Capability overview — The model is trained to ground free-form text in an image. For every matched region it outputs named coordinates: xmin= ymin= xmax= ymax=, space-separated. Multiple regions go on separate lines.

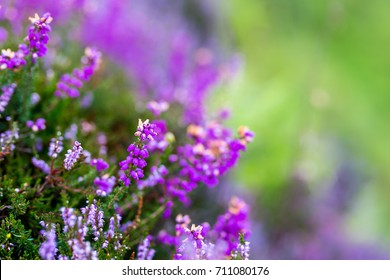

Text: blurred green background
xmin=212 ymin=0 xmax=390 ymax=246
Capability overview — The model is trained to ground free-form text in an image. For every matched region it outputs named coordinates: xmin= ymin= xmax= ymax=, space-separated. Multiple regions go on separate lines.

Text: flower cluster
xmin=0 ymin=46 xmax=28 ymax=70
xmin=0 ymin=84 xmax=16 ymax=113
xmin=119 ymin=119 xmax=157 ymax=186
xmin=55 ymin=47 xmax=102 ymax=98
xmin=26 ymin=118 xmax=46 ymax=132
xmin=48 ymin=133 xmax=63 ymax=158
xmin=27 ymin=13 xmax=53 ymax=62
xmin=0 ymin=124 xmax=19 ymax=158
xmin=137 ymin=236 xmax=155 ymax=260
xmin=91 ymin=158 xmax=109 ymax=172
xmin=137 ymin=165 xmax=168 ymax=190
xmin=160 ymin=122 xmax=254 ymax=216
xmin=1 ymin=7 xmax=255 ymax=261
xmin=39 ymin=222 xmax=57 ymax=260
xmin=81 ymin=201 xmax=104 ymax=241
xmin=51 ymin=202 xmax=124 ymax=260
xmin=63 ymin=141 xmax=83 ymax=170
xmin=213 ymin=197 xmax=251 ymax=255
xmin=174 ymin=220 xmax=208 ymax=260
xmin=0 ymin=13 xmax=52 ymax=70
xmin=94 ymin=175 xmax=116 ymax=196
xmin=159 ymin=197 xmax=251 ymax=260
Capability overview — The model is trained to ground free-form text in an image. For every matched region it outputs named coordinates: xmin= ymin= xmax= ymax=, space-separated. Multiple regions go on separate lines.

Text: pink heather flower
xmin=0 ymin=84 xmax=16 ymax=113
xmin=64 ymin=141 xmax=83 ymax=170
xmin=26 ymin=118 xmax=46 ymax=132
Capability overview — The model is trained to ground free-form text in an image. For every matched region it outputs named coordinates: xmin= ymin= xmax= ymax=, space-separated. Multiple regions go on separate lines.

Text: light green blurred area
xmin=215 ymin=0 xmax=390 ymax=242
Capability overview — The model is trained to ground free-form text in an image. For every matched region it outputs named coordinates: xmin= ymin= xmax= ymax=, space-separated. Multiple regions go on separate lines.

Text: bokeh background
xmin=220 ymin=0 xmax=390 ymax=258
xmin=2 ymin=0 xmax=390 ymax=259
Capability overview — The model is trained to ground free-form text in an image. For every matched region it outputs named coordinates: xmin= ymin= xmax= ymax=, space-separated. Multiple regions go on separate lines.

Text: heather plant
xmin=0 ymin=6 xmax=253 ymax=260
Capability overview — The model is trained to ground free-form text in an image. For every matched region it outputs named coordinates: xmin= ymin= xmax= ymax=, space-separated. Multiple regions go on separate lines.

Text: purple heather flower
xmin=106 ymin=214 xmax=121 ymax=239
xmin=0 ymin=47 xmax=27 ymax=70
xmin=0 ymin=12 xmax=52 ymax=70
xmin=0 ymin=84 xmax=16 ymax=113
xmin=39 ymin=222 xmax=57 ymax=260
xmin=0 ymin=126 xmax=19 ymax=155
xmin=68 ymin=239 xmax=97 ymax=260
xmin=48 ymin=133 xmax=63 ymax=158
xmin=30 ymin=92 xmax=41 ymax=105
xmin=119 ymin=119 xmax=157 ymax=186
xmin=147 ymin=119 xmax=171 ymax=153
xmin=147 ymin=100 xmax=169 ymax=116
xmin=32 ymin=157 xmax=50 ymax=174
xmin=26 ymin=13 xmax=53 ymax=62
xmin=81 ymin=149 xmax=91 ymax=164
xmin=55 ymin=47 xmax=101 ymax=98
xmin=64 ymin=141 xmax=83 ymax=170
xmin=212 ymin=197 xmax=251 ymax=255
xmin=174 ymin=223 xmax=207 ymax=260
xmin=137 ymin=236 xmax=155 ymax=260
xmin=64 ymin=123 xmax=78 ymax=140
xmin=137 ymin=165 xmax=168 ymax=190
xmin=80 ymin=91 xmax=93 ymax=108
xmin=159 ymin=121 xmax=253 ymax=216
xmin=94 ymin=174 xmax=116 ymax=196
xmin=134 ymin=119 xmax=157 ymax=142
xmin=26 ymin=118 xmax=46 ymax=132
xmin=81 ymin=201 xmax=104 ymax=240
xmin=60 ymin=207 xmax=77 ymax=233
xmin=238 ymin=126 xmax=255 ymax=146
xmin=234 ymin=241 xmax=250 ymax=260
xmin=91 ymin=158 xmax=109 ymax=172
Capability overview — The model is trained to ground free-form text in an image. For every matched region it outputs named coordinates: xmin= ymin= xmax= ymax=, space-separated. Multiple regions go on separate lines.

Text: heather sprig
xmin=0 ymin=12 xmax=52 ymax=70
xmin=119 ymin=119 xmax=157 ymax=186
xmin=0 ymin=84 xmax=16 ymax=113
xmin=26 ymin=118 xmax=46 ymax=132
xmin=26 ymin=13 xmax=53 ymax=62
xmin=32 ymin=157 xmax=50 ymax=174
xmin=55 ymin=47 xmax=101 ymax=98
xmin=39 ymin=222 xmax=57 ymax=260
xmin=48 ymin=133 xmax=63 ymax=158
xmin=63 ymin=141 xmax=83 ymax=170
